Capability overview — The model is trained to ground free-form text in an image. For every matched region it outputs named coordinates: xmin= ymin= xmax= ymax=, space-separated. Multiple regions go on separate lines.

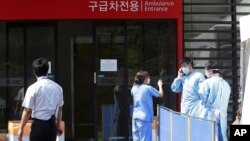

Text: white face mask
xmin=182 ymin=67 xmax=190 ymax=75
xmin=147 ymin=78 xmax=151 ymax=84
xmin=205 ymin=70 xmax=210 ymax=78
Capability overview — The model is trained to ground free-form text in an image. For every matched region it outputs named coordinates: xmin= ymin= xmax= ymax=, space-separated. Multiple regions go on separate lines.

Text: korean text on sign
xmin=88 ymin=0 xmax=139 ymax=12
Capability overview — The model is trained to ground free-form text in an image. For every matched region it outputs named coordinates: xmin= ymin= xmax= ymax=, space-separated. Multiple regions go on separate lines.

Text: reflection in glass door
xmin=72 ymin=20 xmax=177 ymax=141
xmin=96 ymin=22 xmax=130 ymax=140
xmin=95 ymin=21 xmax=177 ymax=140
xmin=127 ymin=21 xmax=177 ymax=111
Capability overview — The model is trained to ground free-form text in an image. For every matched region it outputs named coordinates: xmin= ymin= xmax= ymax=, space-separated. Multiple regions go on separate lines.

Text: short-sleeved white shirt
xmin=22 ymin=76 xmax=64 ymax=120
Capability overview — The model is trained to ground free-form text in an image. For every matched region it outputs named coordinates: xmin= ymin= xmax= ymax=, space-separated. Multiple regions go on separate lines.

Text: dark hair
xmin=181 ymin=57 xmax=193 ymax=67
xmin=134 ymin=71 xmax=147 ymax=85
xmin=32 ymin=58 xmax=49 ymax=77
xmin=205 ymin=61 xmax=221 ymax=74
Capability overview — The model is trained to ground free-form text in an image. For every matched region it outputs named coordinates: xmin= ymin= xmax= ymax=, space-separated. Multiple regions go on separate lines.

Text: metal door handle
xmin=94 ymin=72 xmax=96 ymax=84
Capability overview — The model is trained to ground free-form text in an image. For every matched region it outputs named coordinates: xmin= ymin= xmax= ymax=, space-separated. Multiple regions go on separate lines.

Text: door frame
xmin=70 ymin=21 xmax=129 ymax=141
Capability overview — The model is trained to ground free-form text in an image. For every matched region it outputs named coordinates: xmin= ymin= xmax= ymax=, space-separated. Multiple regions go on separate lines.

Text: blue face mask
xmin=182 ymin=67 xmax=190 ymax=75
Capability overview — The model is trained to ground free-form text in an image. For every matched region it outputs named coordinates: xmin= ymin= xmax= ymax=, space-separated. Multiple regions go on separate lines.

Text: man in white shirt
xmin=18 ymin=58 xmax=64 ymax=141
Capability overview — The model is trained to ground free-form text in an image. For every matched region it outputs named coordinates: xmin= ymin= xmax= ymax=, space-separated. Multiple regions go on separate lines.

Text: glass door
xmin=73 ymin=36 xmax=95 ymax=140
xmin=71 ymin=20 xmax=177 ymax=141
xmin=1 ymin=23 xmax=55 ymax=131
xmin=127 ymin=20 xmax=177 ymax=110
xmin=95 ymin=22 xmax=129 ymax=140
xmin=72 ymin=22 xmax=129 ymax=141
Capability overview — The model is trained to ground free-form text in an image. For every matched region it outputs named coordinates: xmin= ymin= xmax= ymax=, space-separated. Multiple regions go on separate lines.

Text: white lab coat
xmin=199 ymin=76 xmax=231 ymax=141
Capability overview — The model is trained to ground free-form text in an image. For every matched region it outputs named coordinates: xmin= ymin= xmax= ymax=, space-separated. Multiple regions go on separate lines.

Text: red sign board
xmin=0 ymin=0 xmax=182 ymax=111
xmin=0 ymin=0 xmax=181 ymax=20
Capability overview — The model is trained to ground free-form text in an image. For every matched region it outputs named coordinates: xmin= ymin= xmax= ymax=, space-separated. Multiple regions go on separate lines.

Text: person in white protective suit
xmin=199 ymin=61 xmax=231 ymax=141
xmin=171 ymin=57 xmax=205 ymax=117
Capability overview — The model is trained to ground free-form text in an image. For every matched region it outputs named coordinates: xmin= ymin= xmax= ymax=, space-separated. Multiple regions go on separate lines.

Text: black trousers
xmin=30 ymin=119 xmax=57 ymax=141
xmin=113 ymin=118 xmax=127 ymax=137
